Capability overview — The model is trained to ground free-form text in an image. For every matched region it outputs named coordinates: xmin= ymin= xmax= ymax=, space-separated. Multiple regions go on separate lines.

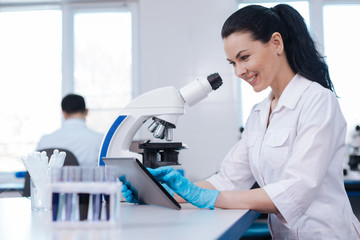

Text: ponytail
xmin=221 ymin=4 xmax=335 ymax=94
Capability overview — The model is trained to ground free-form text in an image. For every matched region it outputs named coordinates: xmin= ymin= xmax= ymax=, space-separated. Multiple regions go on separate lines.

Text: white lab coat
xmin=207 ymin=74 xmax=360 ymax=239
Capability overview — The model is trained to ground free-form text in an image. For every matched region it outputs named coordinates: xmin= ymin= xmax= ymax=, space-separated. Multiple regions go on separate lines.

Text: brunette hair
xmin=221 ymin=4 xmax=335 ymax=93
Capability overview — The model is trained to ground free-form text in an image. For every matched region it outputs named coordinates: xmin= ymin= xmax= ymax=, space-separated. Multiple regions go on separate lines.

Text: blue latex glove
xmin=161 ymin=183 xmax=174 ymax=197
xmin=121 ymin=183 xmax=141 ymax=204
xmin=147 ymin=167 xmax=219 ymax=209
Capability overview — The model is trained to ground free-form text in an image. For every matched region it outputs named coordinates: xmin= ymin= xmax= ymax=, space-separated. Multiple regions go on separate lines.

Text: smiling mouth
xmin=246 ymin=75 xmax=256 ymax=84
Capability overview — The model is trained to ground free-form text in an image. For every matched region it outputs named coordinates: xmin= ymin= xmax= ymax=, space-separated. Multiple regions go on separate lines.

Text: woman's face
xmin=224 ymin=31 xmax=282 ymax=92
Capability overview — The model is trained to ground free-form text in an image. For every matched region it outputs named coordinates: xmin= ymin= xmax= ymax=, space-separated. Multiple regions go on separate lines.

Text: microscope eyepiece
xmin=179 ymin=72 xmax=223 ymax=107
xmin=207 ymin=73 xmax=223 ymax=90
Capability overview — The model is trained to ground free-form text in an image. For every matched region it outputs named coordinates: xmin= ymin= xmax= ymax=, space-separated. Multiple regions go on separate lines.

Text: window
xmin=237 ymin=1 xmax=310 ymax=126
xmin=0 ymin=9 xmax=62 ymax=171
xmin=0 ymin=1 xmax=135 ymax=172
xmin=73 ymin=11 xmax=133 ymax=133
xmin=323 ymin=4 xmax=360 ymax=139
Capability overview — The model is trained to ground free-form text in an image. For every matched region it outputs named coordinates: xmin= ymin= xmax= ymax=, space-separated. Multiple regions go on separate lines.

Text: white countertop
xmin=0 ymin=198 xmax=259 ymax=240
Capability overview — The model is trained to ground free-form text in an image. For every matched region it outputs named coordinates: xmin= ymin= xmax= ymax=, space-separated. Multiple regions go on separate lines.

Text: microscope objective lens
xmin=154 ymin=124 xmax=166 ymax=139
xmin=148 ymin=121 xmax=159 ymax=132
xmin=165 ymin=128 xmax=173 ymax=141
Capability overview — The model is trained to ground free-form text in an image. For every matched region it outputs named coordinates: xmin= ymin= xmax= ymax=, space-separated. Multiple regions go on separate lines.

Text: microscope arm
xmin=99 ymin=87 xmax=185 ymax=165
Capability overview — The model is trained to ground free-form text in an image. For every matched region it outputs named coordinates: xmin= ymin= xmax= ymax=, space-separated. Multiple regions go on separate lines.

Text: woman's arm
xmin=197 ymin=180 xmax=279 ymax=214
xmin=176 ymin=180 xmax=278 ymax=214
xmin=215 ymin=188 xmax=279 ymax=214
xmin=150 ymin=168 xmax=277 ymax=212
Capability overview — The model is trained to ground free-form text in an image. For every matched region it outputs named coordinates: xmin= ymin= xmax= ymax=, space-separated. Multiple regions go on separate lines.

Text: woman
xmin=123 ymin=4 xmax=360 ymax=239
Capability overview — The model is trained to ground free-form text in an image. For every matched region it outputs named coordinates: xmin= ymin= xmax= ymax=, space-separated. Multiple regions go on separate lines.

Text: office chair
xmin=22 ymin=148 xmax=79 ymax=197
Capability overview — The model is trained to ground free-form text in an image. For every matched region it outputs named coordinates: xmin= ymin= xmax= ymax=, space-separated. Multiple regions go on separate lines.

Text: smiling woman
xmin=206 ymin=4 xmax=359 ymax=239
xmin=224 ymin=31 xmax=293 ymax=95
xmin=237 ymin=1 xmax=309 ymax=126
xmin=120 ymin=3 xmax=360 ymax=238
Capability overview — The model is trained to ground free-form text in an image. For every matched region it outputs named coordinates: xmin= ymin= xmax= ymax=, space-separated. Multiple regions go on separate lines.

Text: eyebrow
xmin=235 ymin=49 xmax=247 ymax=59
xmin=226 ymin=49 xmax=248 ymax=62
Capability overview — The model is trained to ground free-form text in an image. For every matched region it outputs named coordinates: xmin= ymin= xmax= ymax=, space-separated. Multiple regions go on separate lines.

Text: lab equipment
xmin=148 ymin=166 xmax=219 ymax=209
xmin=30 ymin=177 xmax=51 ymax=211
xmin=23 ymin=148 xmax=78 ymax=198
xmin=93 ymin=167 xmax=104 ymax=221
xmin=98 ymin=73 xmax=223 ymax=165
xmin=21 ymin=150 xmax=66 ymax=211
xmin=346 ymin=125 xmax=360 ymax=180
xmin=103 ymin=157 xmax=181 ymax=210
xmin=139 ymin=141 xmax=186 ymax=168
xmin=50 ymin=166 xmax=121 ymax=228
xmin=63 ymin=167 xmax=81 ymax=221
xmin=78 ymin=167 xmax=92 ymax=221
xmin=349 ymin=126 xmax=360 ymax=170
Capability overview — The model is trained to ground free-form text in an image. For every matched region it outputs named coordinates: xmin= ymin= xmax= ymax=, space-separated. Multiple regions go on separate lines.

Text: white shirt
xmin=207 ymin=74 xmax=360 ymax=239
xmin=37 ymin=118 xmax=104 ymax=166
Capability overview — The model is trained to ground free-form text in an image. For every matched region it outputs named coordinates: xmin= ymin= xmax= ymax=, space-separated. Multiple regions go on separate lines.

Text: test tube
xmin=93 ymin=167 xmax=104 ymax=221
xmin=104 ymin=166 xmax=120 ymax=221
xmin=56 ymin=169 xmax=66 ymax=221
xmin=63 ymin=166 xmax=81 ymax=221
xmin=104 ymin=167 xmax=111 ymax=220
xmin=79 ymin=167 xmax=93 ymax=221
xmin=50 ymin=168 xmax=62 ymax=221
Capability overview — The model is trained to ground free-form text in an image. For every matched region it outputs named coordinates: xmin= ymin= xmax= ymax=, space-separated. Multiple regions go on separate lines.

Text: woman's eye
xmin=229 ymin=61 xmax=235 ymax=66
xmin=241 ymin=55 xmax=249 ymax=61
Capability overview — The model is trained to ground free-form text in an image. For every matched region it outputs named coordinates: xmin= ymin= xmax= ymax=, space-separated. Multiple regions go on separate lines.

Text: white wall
xmin=137 ymin=0 xmax=239 ymax=181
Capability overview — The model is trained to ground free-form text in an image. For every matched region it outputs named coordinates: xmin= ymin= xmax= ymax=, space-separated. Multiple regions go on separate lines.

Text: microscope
xmin=98 ymin=73 xmax=223 ymax=168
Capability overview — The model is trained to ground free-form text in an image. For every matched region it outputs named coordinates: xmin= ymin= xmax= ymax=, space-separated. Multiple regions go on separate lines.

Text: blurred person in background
xmin=37 ymin=93 xmax=103 ymax=166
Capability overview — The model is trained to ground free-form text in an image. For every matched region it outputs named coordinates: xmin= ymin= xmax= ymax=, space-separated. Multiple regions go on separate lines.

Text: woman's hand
xmin=147 ymin=166 xmax=219 ymax=209
xmin=121 ymin=182 xmax=141 ymax=204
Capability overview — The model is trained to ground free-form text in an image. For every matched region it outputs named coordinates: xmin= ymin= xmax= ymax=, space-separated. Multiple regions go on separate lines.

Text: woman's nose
xmin=235 ymin=64 xmax=246 ymax=78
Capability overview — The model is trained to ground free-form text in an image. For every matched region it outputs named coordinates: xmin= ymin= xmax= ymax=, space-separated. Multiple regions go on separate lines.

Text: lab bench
xmin=0 ymin=198 xmax=259 ymax=240
xmin=345 ymin=179 xmax=360 ymax=220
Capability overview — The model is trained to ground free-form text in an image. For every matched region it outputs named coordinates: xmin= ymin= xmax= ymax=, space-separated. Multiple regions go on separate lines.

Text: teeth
xmin=247 ymin=76 xmax=256 ymax=83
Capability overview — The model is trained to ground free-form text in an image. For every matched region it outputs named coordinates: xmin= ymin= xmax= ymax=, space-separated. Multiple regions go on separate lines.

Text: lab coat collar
xmin=252 ymin=93 xmax=272 ymax=131
xmin=253 ymin=74 xmax=311 ymax=113
xmin=252 ymin=91 xmax=272 ymax=112
xmin=276 ymin=74 xmax=311 ymax=110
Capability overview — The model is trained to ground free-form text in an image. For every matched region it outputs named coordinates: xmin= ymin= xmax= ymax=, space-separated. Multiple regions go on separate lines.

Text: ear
xmin=84 ymin=109 xmax=88 ymax=117
xmin=271 ymin=32 xmax=284 ymax=55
